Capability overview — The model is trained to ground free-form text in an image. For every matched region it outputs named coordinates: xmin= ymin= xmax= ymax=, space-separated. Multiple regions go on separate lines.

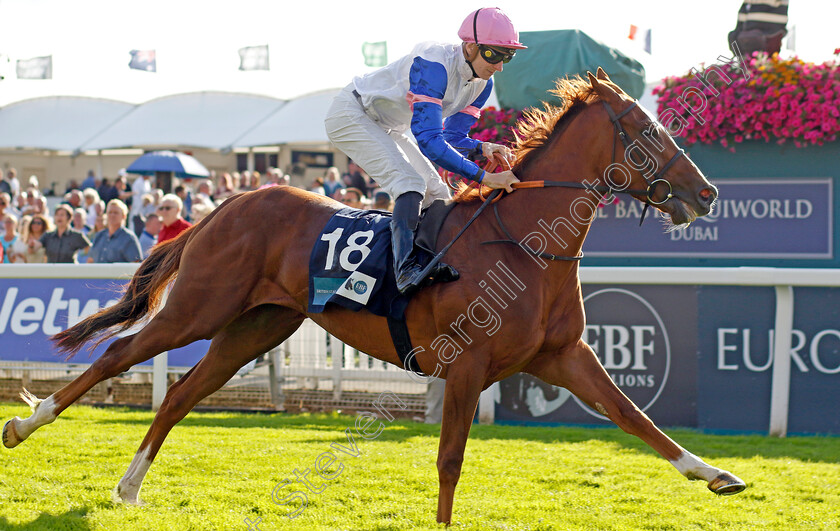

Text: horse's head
xmin=587 ymin=68 xmax=717 ymax=226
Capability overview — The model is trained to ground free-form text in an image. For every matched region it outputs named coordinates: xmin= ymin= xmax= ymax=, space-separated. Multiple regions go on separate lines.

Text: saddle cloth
xmin=307 ymin=201 xmax=455 ymax=319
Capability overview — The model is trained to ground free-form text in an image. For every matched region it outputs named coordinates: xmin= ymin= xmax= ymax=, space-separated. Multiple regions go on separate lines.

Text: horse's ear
xmin=596 ymin=67 xmax=609 ymax=81
xmin=587 ymin=71 xmax=600 ymax=88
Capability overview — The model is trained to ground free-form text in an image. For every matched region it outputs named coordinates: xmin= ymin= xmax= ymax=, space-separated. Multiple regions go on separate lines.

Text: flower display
xmin=654 ymin=52 xmax=840 ymax=149
xmin=470 ymin=106 xmax=524 ymax=146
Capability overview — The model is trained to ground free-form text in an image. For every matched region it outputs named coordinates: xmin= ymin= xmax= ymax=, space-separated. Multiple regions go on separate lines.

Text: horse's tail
xmin=52 ymin=231 xmax=190 ymax=357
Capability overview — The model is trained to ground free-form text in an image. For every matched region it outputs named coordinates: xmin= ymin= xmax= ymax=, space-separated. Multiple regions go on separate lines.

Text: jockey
xmin=325 ymin=7 xmax=525 ymax=295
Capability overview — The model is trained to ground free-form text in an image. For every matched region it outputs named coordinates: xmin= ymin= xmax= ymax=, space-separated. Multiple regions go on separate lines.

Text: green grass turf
xmin=1 ymin=402 xmax=838 ymax=530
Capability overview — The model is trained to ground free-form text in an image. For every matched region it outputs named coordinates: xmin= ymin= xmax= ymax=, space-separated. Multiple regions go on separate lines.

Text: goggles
xmin=478 ymin=45 xmax=515 ymax=64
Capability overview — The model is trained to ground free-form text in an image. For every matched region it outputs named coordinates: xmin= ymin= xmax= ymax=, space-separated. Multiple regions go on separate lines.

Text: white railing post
xmin=152 ymin=351 xmax=168 ymax=411
xmin=478 ymin=382 xmax=498 ymax=424
xmin=267 ymin=347 xmax=284 ymax=410
xmin=769 ymin=285 xmax=795 ymax=437
xmin=331 ymin=335 xmax=344 ymax=401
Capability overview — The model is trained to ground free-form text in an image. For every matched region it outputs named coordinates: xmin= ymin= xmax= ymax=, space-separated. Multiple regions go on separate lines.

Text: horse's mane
xmin=453 ymin=75 xmax=599 ymax=203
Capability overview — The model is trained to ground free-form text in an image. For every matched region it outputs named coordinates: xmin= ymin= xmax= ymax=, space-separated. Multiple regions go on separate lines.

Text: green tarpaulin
xmin=494 ymin=29 xmax=646 ymax=110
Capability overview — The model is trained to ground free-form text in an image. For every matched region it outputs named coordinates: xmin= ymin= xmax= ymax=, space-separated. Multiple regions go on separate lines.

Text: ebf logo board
xmin=495 ymin=285 xmax=698 ymax=427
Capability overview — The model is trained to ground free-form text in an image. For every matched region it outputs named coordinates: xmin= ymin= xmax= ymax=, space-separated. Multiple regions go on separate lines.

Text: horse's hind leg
xmin=524 ymin=340 xmax=746 ymax=496
xmin=115 ymin=304 xmax=304 ymax=504
xmin=4 ymin=283 xmax=248 ymax=449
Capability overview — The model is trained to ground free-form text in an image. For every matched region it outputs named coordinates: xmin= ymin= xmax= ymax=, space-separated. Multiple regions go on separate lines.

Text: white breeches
xmin=324 ymin=85 xmax=451 ymax=208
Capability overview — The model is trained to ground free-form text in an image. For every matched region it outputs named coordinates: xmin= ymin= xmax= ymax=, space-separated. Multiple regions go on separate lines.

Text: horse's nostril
xmin=699 ymin=188 xmax=714 ymax=203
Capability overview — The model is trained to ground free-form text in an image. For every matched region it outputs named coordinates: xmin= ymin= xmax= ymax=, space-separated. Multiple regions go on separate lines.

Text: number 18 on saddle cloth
xmin=308 ymin=208 xmax=412 ymax=318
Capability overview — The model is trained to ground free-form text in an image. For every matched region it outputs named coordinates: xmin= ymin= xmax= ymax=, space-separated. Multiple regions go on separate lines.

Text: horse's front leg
xmin=524 ymin=340 xmax=746 ymax=495
xmin=436 ymin=358 xmax=488 ymax=525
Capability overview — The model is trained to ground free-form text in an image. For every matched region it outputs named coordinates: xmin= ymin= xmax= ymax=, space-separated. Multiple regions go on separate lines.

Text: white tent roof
xmin=232 ymin=89 xmax=340 ymax=147
xmin=0 ymin=96 xmax=134 ymax=151
xmin=80 ymin=92 xmax=286 ymax=151
xmin=0 ymin=90 xmax=340 ymax=152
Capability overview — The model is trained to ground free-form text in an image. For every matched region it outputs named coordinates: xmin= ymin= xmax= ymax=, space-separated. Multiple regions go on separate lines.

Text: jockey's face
xmin=464 ymin=43 xmax=508 ymax=80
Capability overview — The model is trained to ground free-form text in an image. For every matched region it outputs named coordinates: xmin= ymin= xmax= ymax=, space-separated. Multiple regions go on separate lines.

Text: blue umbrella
xmin=126 ymin=150 xmax=209 ymax=178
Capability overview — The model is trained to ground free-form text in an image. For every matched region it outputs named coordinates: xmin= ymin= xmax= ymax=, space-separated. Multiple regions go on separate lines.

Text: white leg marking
xmin=115 ymin=447 xmax=153 ymax=505
xmin=15 ymin=391 xmax=58 ymax=440
xmin=670 ymin=450 xmax=723 ymax=481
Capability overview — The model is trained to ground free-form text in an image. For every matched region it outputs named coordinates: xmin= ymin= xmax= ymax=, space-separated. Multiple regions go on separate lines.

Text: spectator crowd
xmin=0 ymin=160 xmax=394 ymax=265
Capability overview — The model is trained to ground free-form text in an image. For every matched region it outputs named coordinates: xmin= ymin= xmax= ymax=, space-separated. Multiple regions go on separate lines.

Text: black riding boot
xmin=391 ymin=192 xmax=459 ymax=295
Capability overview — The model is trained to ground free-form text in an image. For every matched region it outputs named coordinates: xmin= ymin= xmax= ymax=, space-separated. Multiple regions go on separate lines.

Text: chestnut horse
xmin=3 ymin=70 xmax=745 ymax=524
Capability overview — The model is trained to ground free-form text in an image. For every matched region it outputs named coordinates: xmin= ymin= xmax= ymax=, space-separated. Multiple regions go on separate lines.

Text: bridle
xmin=601 ymin=99 xmax=685 ymax=224
xmin=421 ymin=97 xmax=689 ymax=276
xmin=475 ymin=98 xmax=688 ymax=262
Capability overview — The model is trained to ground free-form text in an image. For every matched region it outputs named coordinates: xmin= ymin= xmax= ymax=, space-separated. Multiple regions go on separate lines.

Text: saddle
xmin=416 ymin=199 xmax=457 ymax=256
xmin=306 ymin=200 xmax=456 ymax=375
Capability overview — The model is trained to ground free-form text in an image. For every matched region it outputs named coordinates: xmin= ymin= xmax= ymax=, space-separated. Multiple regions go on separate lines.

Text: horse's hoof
xmin=3 ymin=418 xmax=23 ymax=449
xmin=708 ymin=472 xmax=746 ymax=495
xmin=113 ymin=483 xmax=144 ymax=505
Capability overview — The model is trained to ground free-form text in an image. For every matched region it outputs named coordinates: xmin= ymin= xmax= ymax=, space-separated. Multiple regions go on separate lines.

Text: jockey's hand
xmin=481 ymin=142 xmax=514 ymax=168
xmin=481 ymin=170 xmax=520 ymax=193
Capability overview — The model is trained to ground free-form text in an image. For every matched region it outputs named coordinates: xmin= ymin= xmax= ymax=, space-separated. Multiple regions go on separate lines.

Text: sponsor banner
xmin=699 ymin=286 xmax=840 ymax=435
xmin=496 ymin=285 xmax=698 ymax=427
xmin=0 ymin=278 xmax=208 ymax=366
xmin=584 ymin=179 xmax=832 ymax=258
xmin=697 ymin=286 xmax=774 ymax=433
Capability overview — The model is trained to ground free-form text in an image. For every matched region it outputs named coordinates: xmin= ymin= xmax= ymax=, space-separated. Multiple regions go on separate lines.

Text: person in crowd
xmin=82 ymin=188 xmax=101 ymax=222
xmin=90 ymin=211 xmax=106 ymax=237
xmin=156 ymin=194 xmax=193 ymax=243
xmin=14 ymin=191 xmax=28 ymax=214
xmin=251 ymin=171 xmax=261 ymax=189
xmin=15 ymin=214 xmax=50 ymax=263
xmin=20 ymin=187 xmax=40 ymax=217
xmin=73 ymin=208 xmax=92 ymax=262
xmin=340 ymin=160 xmax=372 ymax=198
xmin=1 ymin=168 xmax=21 ymax=202
xmin=322 ymin=166 xmax=345 ymax=198
xmin=308 ymin=177 xmax=326 ymax=195
xmin=87 ymin=199 xmax=142 ymax=263
xmin=97 ymin=177 xmax=117 ymax=203
xmin=194 ymin=180 xmax=216 ymax=210
xmin=371 ymin=190 xmax=394 ymax=211
xmin=72 ymin=208 xmax=89 ymax=234
xmin=0 ymin=193 xmax=14 ymax=219
xmin=138 ymin=213 xmax=161 ymax=258
xmin=80 ymin=170 xmax=97 ymax=191
xmin=174 ymin=185 xmax=193 ymax=223
xmin=9 ymin=215 xmax=30 ymax=262
xmin=239 ymin=171 xmax=253 ymax=191
xmin=1 ymin=213 xmax=19 ymax=263
xmin=65 ymin=189 xmax=84 ymax=210
xmin=31 ymin=204 xmax=91 ymax=263
xmin=337 ymin=187 xmax=366 ymax=209
xmin=32 ymin=195 xmax=48 ymax=217
xmin=216 ymin=173 xmax=235 ymax=200
xmin=129 ymin=173 xmax=152 ymax=234
xmin=113 ymin=175 xmax=133 ymax=204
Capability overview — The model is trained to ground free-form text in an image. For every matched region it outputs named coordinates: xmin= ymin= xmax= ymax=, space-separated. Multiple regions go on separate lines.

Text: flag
xmin=239 ymin=45 xmax=269 ymax=71
xmin=628 ymin=25 xmax=652 ymax=54
xmin=362 ymin=41 xmax=387 ymax=67
xmin=129 ymin=49 xmax=156 ymax=72
xmin=16 ymin=55 xmax=52 ymax=79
